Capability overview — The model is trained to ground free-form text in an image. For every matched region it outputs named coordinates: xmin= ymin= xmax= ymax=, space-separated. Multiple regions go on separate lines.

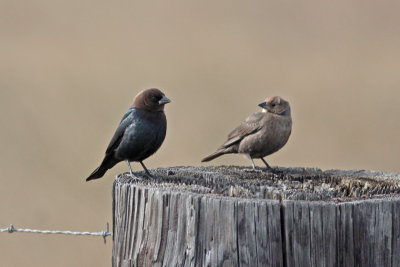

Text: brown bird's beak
xmin=258 ymin=101 xmax=270 ymax=109
xmin=159 ymin=95 xmax=171 ymax=105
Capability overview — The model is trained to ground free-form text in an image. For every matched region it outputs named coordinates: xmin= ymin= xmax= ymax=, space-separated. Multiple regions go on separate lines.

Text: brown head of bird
xmin=258 ymin=96 xmax=291 ymax=116
xmin=133 ymin=88 xmax=171 ymax=112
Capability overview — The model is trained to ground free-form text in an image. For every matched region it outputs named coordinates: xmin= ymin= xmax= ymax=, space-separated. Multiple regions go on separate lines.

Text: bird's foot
xmin=127 ymin=171 xmax=142 ymax=181
xmin=139 ymin=161 xmax=154 ymax=179
xmin=243 ymin=168 xmax=263 ymax=173
xmin=144 ymin=172 xmax=154 ymax=179
xmin=131 ymin=175 xmax=142 ymax=181
xmin=264 ymin=167 xmax=283 ymax=174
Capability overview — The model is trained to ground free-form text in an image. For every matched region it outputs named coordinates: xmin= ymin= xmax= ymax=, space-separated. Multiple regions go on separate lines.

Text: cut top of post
xmin=115 ymin=166 xmax=400 ymax=202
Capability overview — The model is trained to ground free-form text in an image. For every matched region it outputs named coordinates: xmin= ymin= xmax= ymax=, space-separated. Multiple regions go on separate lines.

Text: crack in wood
xmin=112 ymin=166 xmax=400 ymax=267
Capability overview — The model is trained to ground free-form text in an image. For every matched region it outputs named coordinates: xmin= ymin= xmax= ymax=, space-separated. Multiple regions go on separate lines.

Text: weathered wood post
xmin=112 ymin=166 xmax=400 ymax=267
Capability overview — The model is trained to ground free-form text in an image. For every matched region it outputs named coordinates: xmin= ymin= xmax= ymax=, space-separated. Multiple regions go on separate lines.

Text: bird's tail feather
xmin=86 ymin=166 xmax=108 ymax=181
xmin=201 ymin=150 xmax=226 ymax=162
xmin=86 ymin=154 xmax=119 ymax=181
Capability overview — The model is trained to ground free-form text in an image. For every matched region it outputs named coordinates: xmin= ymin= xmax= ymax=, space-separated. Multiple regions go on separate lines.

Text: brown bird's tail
xmin=86 ymin=154 xmax=119 ymax=181
xmin=201 ymin=150 xmax=226 ymax=162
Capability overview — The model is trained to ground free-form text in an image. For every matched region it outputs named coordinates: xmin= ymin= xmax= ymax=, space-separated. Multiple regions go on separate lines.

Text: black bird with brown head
xmin=86 ymin=88 xmax=171 ymax=181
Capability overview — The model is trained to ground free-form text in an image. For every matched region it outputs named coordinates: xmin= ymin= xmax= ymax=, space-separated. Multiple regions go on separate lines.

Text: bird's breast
xmin=115 ymin=111 xmax=167 ymax=161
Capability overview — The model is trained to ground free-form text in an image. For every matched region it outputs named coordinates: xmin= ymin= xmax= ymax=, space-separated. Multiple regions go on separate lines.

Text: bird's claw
xmin=265 ymin=168 xmax=283 ymax=175
xmin=130 ymin=175 xmax=142 ymax=181
xmin=144 ymin=172 xmax=154 ymax=179
xmin=128 ymin=172 xmax=142 ymax=181
xmin=243 ymin=168 xmax=263 ymax=173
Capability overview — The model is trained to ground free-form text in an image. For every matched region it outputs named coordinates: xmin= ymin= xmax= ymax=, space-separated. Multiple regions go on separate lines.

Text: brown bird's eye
xmin=271 ymin=103 xmax=276 ymax=107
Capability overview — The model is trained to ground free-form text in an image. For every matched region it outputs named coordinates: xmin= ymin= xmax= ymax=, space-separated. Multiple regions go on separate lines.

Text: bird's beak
xmin=258 ymin=101 xmax=270 ymax=109
xmin=159 ymin=95 xmax=171 ymax=105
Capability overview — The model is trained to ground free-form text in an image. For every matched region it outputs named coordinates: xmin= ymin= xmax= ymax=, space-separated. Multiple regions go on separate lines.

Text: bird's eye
xmin=152 ymin=96 xmax=162 ymax=102
xmin=271 ymin=103 xmax=276 ymax=107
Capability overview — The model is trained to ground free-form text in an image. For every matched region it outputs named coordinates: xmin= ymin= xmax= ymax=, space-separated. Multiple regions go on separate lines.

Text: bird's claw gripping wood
xmin=243 ymin=168 xmax=263 ymax=173
xmin=139 ymin=161 xmax=154 ymax=178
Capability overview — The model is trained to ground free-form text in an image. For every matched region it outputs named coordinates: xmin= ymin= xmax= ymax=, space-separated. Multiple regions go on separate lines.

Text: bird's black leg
xmin=139 ymin=161 xmax=153 ymax=177
xmin=261 ymin=158 xmax=272 ymax=170
xmin=126 ymin=160 xmax=138 ymax=179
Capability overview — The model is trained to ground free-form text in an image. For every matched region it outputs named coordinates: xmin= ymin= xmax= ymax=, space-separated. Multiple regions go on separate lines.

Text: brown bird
xmin=201 ymin=96 xmax=292 ymax=170
xmin=86 ymin=88 xmax=170 ymax=181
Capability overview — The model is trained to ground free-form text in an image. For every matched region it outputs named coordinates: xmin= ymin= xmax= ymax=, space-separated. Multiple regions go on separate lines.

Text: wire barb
xmin=7 ymin=225 xmax=15 ymax=233
xmin=0 ymin=223 xmax=112 ymax=243
xmin=102 ymin=222 xmax=110 ymax=244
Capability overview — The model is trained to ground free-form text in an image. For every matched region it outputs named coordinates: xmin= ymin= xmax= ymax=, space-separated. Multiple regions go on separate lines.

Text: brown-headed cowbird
xmin=86 ymin=88 xmax=171 ymax=181
xmin=202 ymin=96 xmax=291 ymax=170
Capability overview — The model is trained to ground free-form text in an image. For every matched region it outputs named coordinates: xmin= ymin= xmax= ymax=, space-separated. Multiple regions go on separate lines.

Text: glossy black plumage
xmin=87 ymin=88 xmax=170 ymax=181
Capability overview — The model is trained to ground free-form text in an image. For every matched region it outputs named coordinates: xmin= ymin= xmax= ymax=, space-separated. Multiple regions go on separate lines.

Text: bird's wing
xmin=222 ymin=111 xmax=264 ymax=148
xmin=105 ymin=108 xmax=134 ymax=153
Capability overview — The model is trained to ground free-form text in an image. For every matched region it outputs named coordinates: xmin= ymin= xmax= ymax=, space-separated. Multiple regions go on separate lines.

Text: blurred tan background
xmin=1 ymin=0 xmax=400 ymax=266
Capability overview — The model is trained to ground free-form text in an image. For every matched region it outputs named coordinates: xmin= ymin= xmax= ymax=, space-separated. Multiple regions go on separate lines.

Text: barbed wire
xmin=0 ymin=223 xmax=112 ymax=244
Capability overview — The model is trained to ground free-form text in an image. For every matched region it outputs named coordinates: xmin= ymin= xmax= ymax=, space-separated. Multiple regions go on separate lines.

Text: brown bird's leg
xmin=139 ymin=161 xmax=153 ymax=177
xmin=261 ymin=158 xmax=272 ymax=170
xmin=249 ymin=157 xmax=256 ymax=170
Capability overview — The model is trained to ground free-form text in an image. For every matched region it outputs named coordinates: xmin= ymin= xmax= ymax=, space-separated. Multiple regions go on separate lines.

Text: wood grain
xmin=112 ymin=166 xmax=400 ymax=267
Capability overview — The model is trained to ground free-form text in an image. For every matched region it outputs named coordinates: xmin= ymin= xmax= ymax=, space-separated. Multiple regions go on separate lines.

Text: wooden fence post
xmin=112 ymin=166 xmax=400 ymax=267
